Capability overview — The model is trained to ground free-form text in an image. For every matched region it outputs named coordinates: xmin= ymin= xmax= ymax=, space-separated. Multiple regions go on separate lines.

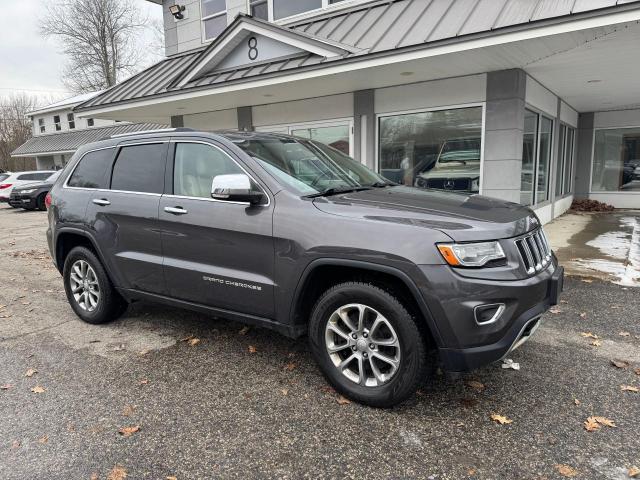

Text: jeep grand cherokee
xmin=46 ymin=129 xmax=563 ymax=407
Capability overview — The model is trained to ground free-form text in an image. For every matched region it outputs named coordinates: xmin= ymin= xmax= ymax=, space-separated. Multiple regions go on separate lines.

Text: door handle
xmin=164 ymin=206 xmax=188 ymax=215
xmin=92 ymin=198 xmax=110 ymax=206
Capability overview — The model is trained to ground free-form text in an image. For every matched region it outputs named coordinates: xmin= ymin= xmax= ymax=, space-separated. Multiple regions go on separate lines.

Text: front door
xmin=159 ymin=140 xmax=275 ymax=318
xmin=85 ymin=141 xmax=168 ymax=294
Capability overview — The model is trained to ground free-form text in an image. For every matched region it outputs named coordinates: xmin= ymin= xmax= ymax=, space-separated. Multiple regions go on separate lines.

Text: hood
xmin=14 ymin=180 xmax=52 ymax=191
xmin=312 ymin=186 xmax=538 ymax=242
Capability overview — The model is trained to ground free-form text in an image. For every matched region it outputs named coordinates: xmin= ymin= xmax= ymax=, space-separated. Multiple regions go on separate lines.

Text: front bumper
xmin=8 ymin=193 xmax=37 ymax=209
xmin=419 ymin=261 xmax=564 ymax=372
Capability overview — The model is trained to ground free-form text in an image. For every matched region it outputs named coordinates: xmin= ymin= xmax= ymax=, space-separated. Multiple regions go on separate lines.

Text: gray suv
xmin=46 ymin=129 xmax=563 ymax=407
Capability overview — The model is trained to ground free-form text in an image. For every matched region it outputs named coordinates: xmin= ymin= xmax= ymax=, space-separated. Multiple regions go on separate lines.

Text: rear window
xmin=67 ymin=149 xmax=114 ymax=189
xmin=0 ymin=174 xmax=9 ymax=183
xmin=110 ymin=143 xmax=166 ymax=194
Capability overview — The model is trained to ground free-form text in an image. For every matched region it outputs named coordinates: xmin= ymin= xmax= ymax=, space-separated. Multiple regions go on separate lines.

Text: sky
xmin=0 ymin=0 xmax=163 ymax=103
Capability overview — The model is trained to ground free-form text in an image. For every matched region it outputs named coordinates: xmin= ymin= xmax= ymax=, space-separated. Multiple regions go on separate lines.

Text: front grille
xmin=426 ymin=178 xmax=471 ymax=191
xmin=515 ymin=228 xmax=552 ymax=275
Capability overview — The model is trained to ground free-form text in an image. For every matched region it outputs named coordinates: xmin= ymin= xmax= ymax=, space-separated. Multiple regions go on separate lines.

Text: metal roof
xmin=11 ymin=123 xmax=168 ymax=157
xmin=76 ymin=0 xmax=640 ymax=112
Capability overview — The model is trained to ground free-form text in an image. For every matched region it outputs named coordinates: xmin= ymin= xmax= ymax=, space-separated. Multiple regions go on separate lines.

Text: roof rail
xmin=109 ymin=127 xmax=195 ymax=139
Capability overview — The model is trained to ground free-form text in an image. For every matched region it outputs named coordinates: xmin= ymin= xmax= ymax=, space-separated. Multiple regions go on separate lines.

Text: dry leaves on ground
xmin=466 ymin=380 xmax=485 ymax=392
xmin=167 ymin=477 xmax=178 ymax=480
xmin=621 ymin=385 xmax=639 ymax=393
xmin=574 ymin=399 xmax=581 ymax=406
xmin=122 ymin=405 xmax=136 ymax=416
xmin=579 ymin=312 xmax=587 ymax=318
xmin=118 ymin=426 xmax=140 ymax=437
xmin=38 ymin=435 xmax=48 ymax=444
xmin=611 ymin=360 xmax=630 ymax=369
xmin=549 ymin=307 xmax=562 ymax=314
xmin=138 ymin=348 xmax=152 ymax=356
xmin=188 ymin=338 xmax=200 ymax=347
xmin=628 ymin=467 xmax=640 ymax=478
xmin=635 ymin=368 xmax=640 ymax=376
xmin=25 ymin=368 xmax=37 ymax=377
xmin=248 ymin=345 xmax=257 ymax=353
xmin=11 ymin=440 xmax=20 ymax=450
xmin=238 ymin=326 xmax=250 ymax=335
xmin=284 ymin=362 xmax=296 ymax=371
xmin=490 ymin=414 xmax=512 ymax=425
xmin=107 ymin=465 xmax=128 ymax=480
xmin=581 ymin=279 xmax=593 ymax=283
xmin=280 ymin=388 xmax=289 ymax=396
xmin=139 ymin=379 xmax=149 ymax=385
xmin=336 ymin=395 xmax=351 ymax=405
xmin=31 ymin=386 xmax=46 ymax=394
xmin=619 ymin=331 xmax=631 ymax=337
xmin=1 ymin=384 xmax=12 ymax=390
xmin=555 ymin=464 xmax=578 ymax=477
xmin=584 ymin=416 xmax=616 ymax=431
xmin=591 ymin=339 xmax=602 ymax=347
xmin=580 ymin=332 xmax=599 ymax=339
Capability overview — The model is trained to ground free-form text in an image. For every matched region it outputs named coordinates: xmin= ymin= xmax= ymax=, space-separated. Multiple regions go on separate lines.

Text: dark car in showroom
xmin=9 ymin=170 xmax=61 ymax=211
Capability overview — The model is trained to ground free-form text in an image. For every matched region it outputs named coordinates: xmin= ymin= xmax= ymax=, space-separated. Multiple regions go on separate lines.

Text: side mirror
xmin=211 ymin=174 xmax=265 ymax=205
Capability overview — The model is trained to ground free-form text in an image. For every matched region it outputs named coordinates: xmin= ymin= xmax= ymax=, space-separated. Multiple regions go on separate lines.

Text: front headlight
xmin=19 ymin=189 xmax=36 ymax=194
xmin=437 ymin=241 xmax=505 ymax=267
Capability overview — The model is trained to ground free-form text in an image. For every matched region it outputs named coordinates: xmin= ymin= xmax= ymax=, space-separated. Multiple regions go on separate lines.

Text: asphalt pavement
xmin=0 ymin=205 xmax=639 ymax=480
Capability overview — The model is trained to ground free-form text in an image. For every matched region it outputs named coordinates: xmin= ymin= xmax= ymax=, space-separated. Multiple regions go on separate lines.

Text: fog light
xmin=474 ymin=303 xmax=506 ymax=325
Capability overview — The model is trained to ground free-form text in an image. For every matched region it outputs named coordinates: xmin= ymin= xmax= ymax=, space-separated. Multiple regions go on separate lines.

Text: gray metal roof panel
xmin=356 ymin=1 xmax=408 ymax=50
xmin=11 ymin=123 xmax=168 ymax=156
xmin=428 ymin=0 xmax=480 ymax=41
xmin=572 ymin=0 xmax=617 ymax=12
xmin=493 ymin=0 xmax=540 ymax=28
xmin=396 ymin=0 xmax=456 ymax=48
xmin=532 ymin=0 xmax=575 ymax=20
xmin=458 ymin=0 xmax=507 ymax=35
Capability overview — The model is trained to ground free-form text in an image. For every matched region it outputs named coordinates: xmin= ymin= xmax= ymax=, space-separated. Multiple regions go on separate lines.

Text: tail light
xmin=0 ymin=183 xmax=12 ymax=189
xmin=45 ymin=192 xmax=52 ymax=209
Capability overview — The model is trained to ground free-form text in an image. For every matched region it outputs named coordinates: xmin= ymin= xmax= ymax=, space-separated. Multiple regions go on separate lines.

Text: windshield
xmin=231 ymin=136 xmax=387 ymax=195
xmin=439 ymin=138 xmax=481 ymax=163
xmin=47 ymin=170 xmax=62 ymax=182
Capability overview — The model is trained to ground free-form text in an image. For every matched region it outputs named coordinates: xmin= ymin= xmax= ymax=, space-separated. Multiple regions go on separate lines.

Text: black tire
xmin=308 ymin=282 xmax=430 ymax=408
xmin=63 ymin=246 xmax=127 ymax=324
xmin=36 ymin=193 xmax=46 ymax=211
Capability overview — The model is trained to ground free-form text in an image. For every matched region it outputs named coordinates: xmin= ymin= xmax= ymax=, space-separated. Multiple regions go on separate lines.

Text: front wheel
xmin=63 ymin=246 xmax=127 ymax=324
xmin=308 ymin=282 xmax=431 ymax=408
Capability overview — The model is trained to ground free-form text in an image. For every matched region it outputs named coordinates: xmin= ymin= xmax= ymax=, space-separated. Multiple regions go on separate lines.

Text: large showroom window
xmin=591 ymin=127 xmax=640 ymax=192
xmin=555 ymin=124 xmax=575 ymax=196
xmin=378 ymin=106 xmax=483 ymax=193
xmin=521 ymin=109 xmax=553 ymax=205
xmin=258 ymin=120 xmax=353 ymax=156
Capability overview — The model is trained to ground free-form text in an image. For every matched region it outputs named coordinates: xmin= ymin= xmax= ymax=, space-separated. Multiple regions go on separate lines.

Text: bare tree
xmin=0 ymin=94 xmax=40 ymax=171
xmin=39 ymin=0 xmax=148 ymax=94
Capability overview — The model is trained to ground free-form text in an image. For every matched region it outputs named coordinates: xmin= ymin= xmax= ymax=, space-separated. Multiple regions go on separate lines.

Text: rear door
xmin=159 ymin=139 xmax=275 ymax=318
xmin=85 ymin=140 xmax=168 ymax=294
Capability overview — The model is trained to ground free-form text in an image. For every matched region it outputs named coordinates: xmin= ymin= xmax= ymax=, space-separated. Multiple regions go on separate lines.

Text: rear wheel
xmin=308 ymin=282 xmax=431 ymax=408
xmin=63 ymin=246 xmax=127 ymax=324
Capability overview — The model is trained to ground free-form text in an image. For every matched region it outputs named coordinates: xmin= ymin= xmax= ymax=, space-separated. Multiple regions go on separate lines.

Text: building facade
xmin=73 ymin=0 xmax=640 ymax=222
xmin=12 ymin=92 xmax=167 ymax=169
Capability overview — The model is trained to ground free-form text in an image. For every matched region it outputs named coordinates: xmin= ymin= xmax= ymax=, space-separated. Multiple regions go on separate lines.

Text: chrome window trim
xmin=169 ymin=139 xmax=272 ymax=207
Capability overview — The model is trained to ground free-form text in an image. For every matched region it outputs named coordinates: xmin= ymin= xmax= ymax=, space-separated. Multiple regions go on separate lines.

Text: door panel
xmin=86 ymin=192 xmax=164 ymax=293
xmin=160 ymin=141 xmax=275 ymax=317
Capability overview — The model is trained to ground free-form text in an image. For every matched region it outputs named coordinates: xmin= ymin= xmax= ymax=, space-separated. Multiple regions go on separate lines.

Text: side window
xmin=36 ymin=172 xmax=52 ymax=180
xmin=111 ymin=144 xmax=166 ymax=194
xmin=17 ymin=174 xmax=33 ymax=181
xmin=173 ymin=143 xmax=244 ymax=198
xmin=67 ymin=149 xmax=114 ymax=189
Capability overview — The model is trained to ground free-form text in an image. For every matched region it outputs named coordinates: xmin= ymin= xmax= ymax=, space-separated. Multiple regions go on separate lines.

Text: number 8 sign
xmin=248 ymin=37 xmax=258 ymax=61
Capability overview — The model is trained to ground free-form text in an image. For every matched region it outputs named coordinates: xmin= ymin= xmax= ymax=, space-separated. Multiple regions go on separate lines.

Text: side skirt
xmin=118 ymin=288 xmax=305 ymax=338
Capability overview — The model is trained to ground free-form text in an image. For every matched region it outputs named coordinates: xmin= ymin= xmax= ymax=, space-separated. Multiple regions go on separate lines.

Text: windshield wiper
xmin=304 ymin=186 xmax=372 ymax=198
xmin=368 ymin=181 xmax=395 ymax=188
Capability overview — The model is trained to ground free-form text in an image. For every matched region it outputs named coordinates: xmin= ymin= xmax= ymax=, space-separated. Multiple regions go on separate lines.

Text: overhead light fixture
xmin=263 ymin=94 xmax=274 ymax=97
xmin=169 ymin=4 xmax=185 ymax=20
xmin=400 ymin=71 xmax=414 ymax=76
xmin=587 ymin=79 xmax=602 ymax=83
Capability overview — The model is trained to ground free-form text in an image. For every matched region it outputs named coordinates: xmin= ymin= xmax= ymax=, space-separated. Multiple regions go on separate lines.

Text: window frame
xmin=375 ymin=103 xmax=486 ymax=194
xmin=555 ymin=123 xmax=576 ymax=198
xmin=589 ymin=124 xmax=640 ymax=195
xmin=166 ymin=139 xmax=271 ymax=206
xmin=38 ymin=118 xmax=45 ymax=134
xmin=201 ymin=0 xmax=227 ymax=41
xmin=521 ymin=107 xmax=554 ymax=206
xmin=87 ymin=118 xmax=95 ymax=127
xmin=67 ymin=112 xmax=75 ymax=130
xmin=63 ymin=146 xmax=117 ymax=190
xmin=251 ymin=0 xmax=371 ymax=23
xmin=53 ymin=115 xmax=61 ymax=131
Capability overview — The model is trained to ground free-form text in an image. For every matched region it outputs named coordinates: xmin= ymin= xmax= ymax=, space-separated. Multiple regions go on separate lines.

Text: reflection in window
xmin=291 ymin=125 xmax=350 ymax=155
xmin=592 ymin=127 xmax=640 ymax=192
xmin=174 ymin=143 xmax=243 ymax=198
xmin=249 ymin=0 xmax=268 ymax=19
xmin=378 ymin=107 xmax=483 ymax=193
xmin=521 ymin=110 xmax=552 ymax=206
xmin=202 ymin=0 xmax=226 ymax=40
xmin=537 ymin=116 xmax=552 ymax=202
xmin=521 ymin=110 xmax=537 ymax=206
xmin=273 ymin=0 xmax=321 ymax=19
xmin=555 ymin=125 xmax=575 ymax=197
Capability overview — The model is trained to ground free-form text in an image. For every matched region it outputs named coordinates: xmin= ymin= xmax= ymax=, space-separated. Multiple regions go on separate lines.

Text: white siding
xmin=560 ymin=101 xmax=578 ymax=127
xmin=183 ymin=108 xmax=238 ymax=129
xmin=594 ymin=108 xmax=640 ymax=128
xmin=374 ymin=74 xmax=486 ymax=114
xmin=252 ymin=94 xmax=354 ymax=127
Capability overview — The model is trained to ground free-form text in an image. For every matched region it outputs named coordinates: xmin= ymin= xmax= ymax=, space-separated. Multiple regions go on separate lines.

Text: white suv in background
xmin=0 ymin=170 xmax=58 ymax=203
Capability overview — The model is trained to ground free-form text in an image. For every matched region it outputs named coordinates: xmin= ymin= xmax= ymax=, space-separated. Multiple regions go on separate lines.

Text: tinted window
xmin=17 ymin=173 xmax=35 ymax=181
xmin=0 ymin=174 xmax=8 ymax=183
xmin=35 ymin=172 xmax=53 ymax=180
xmin=174 ymin=143 xmax=243 ymax=198
xmin=68 ymin=149 xmax=114 ymax=189
xmin=111 ymin=144 xmax=166 ymax=194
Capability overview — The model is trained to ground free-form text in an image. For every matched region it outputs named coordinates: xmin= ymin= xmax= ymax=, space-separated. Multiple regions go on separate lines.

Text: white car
xmin=0 ymin=170 xmax=59 ymax=204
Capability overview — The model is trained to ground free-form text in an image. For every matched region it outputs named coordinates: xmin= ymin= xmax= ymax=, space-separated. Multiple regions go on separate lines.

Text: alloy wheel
xmin=69 ymin=260 xmax=100 ymax=312
xmin=324 ymin=303 xmax=401 ymax=387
